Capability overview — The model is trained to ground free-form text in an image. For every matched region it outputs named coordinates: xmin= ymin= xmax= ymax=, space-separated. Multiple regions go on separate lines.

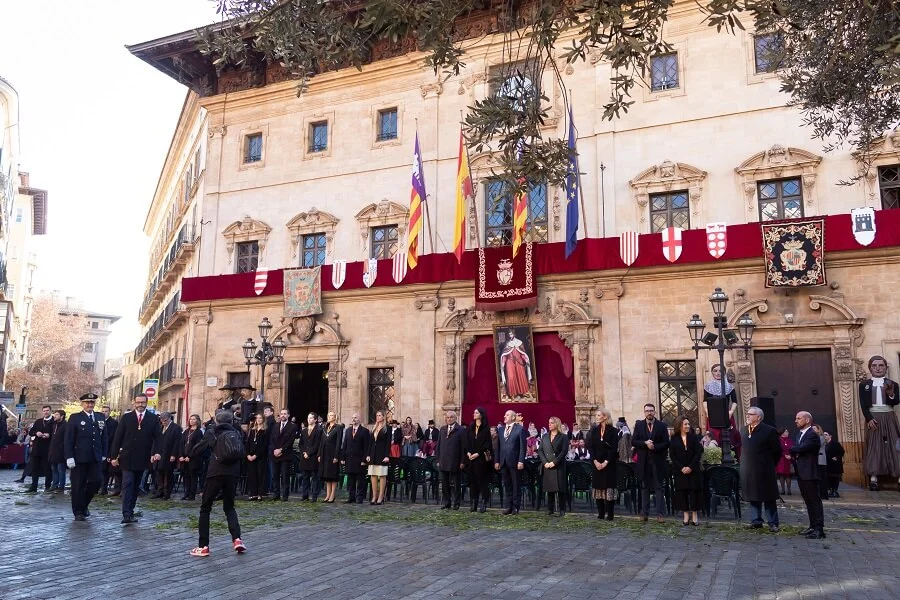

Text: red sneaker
xmin=190 ymin=546 xmax=209 ymax=557
xmin=232 ymin=538 xmax=246 ymax=553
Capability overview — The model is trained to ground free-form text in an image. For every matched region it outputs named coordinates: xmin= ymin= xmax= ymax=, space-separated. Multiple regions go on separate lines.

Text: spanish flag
xmin=454 ymin=130 xmax=473 ymax=263
xmin=512 ymin=153 xmax=529 ymax=258
xmin=407 ymin=132 xmax=427 ymax=269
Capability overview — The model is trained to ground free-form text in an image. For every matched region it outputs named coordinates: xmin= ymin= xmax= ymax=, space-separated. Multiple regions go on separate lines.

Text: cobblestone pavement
xmin=1 ymin=468 xmax=899 ymax=600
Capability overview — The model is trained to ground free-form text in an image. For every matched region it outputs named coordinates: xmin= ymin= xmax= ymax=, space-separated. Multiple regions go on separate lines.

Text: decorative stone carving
xmin=286 ymin=208 xmax=339 ymax=259
xmin=208 ymin=126 xmax=227 ymax=139
xmin=414 ymin=295 xmax=441 ymax=311
xmin=445 ymin=344 xmax=457 ymax=393
xmin=735 ymin=145 xmax=822 ymax=220
xmin=552 ymin=192 xmax=561 ymax=232
xmin=293 ymin=316 xmax=317 ymax=342
xmin=467 ymin=200 xmax=479 ymax=245
xmin=222 ymin=216 xmax=272 ymax=263
xmin=447 ymin=298 xmax=456 ymax=312
xmin=355 ymin=199 xmax=408 ymax=256
xmin=420 ymin=81 xmax=444 ymax=99
xmin=191 ymin=308 xmax=213 ymax=326
xmin=579 ymin=289 xmax=589 ymax=304
xmin=629 ymin=161 xmax=707 ymax=230
xmin=594 ymin=282 xmax=625 ymax=299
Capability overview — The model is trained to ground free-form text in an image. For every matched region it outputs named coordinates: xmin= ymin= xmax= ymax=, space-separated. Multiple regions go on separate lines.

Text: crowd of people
xmin=4 ymin=353 xmax=897 ymax=554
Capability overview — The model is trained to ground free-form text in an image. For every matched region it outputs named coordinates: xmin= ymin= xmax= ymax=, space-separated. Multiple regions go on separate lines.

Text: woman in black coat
xmin=465 ymin=407 xmax=492 ymax=513
xmin=538 ymin=417 xmax=569 ymax=517
xmin=178 ymin=415 xmax=206 ymax=500
xmin=669 ymin=415 xmax=704 ymax=525
xmin=587 ymin=407 xmax=618 ymax=520
xmin=824 ymin=432 xmax=845 ymax=498
xmin=366 ymin=411 xmax=391 ymax=505
xmin=318 ymin=411 xmax=343 ymax=503
xmin=244 ymin=413 xmax=269 ymax=500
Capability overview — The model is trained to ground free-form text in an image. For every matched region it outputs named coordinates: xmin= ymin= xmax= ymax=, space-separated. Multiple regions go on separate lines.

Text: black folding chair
xmin=705 ymin=466 xmax=741 ymax=519
xmin=567 ymin=461 xmax=594 ymax=512
xmin=406 ymin=456 xmax=434 ymax=504
xmin=615 ymin=461 xmax=639 ymax=514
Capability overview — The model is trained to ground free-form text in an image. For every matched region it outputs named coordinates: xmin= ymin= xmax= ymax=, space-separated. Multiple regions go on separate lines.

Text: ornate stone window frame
xmin=237 ymin=123 xmax=268 ymax=171
xmin=860 ymin=128 xmax=900 ymax=207
xmin=222 ymin=216 xmax=272 ymax=266
xmin=629 ymin=160 xmax=707 ymax=232
xmin=355 ymin=199 xmax=408 ymax=259
xmin=286 ymin=208 xmax=339 ymax=264
xmin=736 ymin=144 xmax=822 ymax=223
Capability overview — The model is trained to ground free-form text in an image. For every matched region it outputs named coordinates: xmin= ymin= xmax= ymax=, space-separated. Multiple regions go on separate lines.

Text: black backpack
xmin=214 ymin=428 xmax=245 ymax=465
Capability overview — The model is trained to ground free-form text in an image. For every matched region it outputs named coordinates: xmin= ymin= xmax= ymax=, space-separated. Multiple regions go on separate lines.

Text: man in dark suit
xmin=340 ymin=413 xmax=370 ymax=503
xmin=494 ymin=409 xmax=526 ymax=515
xmin=270 ymin=408 xmax=298 ymax=501
xmin=632 ymin=403 xmax=670 ymax=523
xmin=26 ymin=405 xmax=54 ymax=493
xmin=740 ymin=406 xmax=782 ymax=532
xmin=435 ymin=411 xmax=466 ymax=509
xmin=100 ymin=406 xmax=119 ymax=495
xmin=155 ymin=412 xmax=182 ymax=499
xmin=64 ymin=393 xmax=108 ymax=521
xmin=110 ymin=394 xmax=163 ymax=524
xmin=791 ymin=411 xmax=825 ymax=539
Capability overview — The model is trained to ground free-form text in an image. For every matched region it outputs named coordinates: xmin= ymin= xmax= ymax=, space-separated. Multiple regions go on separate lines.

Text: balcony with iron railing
xmin=139 ymin=224 xmax=196 ymax=324
xmin=159 ymin=357 xmax=186 ymax=391
xmin=134 ymin=291 xmax=187 ymax=363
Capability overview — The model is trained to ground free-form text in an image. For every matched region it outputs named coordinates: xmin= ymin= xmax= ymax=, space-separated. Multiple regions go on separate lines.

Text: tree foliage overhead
xmin=5 ymin=296 xmax=99 ymax=406
xmin=199 ymin=0 xmax=900 ymax=186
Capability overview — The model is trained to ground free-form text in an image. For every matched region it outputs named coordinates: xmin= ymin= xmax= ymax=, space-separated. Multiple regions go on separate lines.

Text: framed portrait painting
xmin=493 ymin=324 xmax=538 ymax=403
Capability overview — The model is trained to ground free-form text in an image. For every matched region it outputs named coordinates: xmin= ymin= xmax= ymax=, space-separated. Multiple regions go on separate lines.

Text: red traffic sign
xmin=145 ymin=387 xmax=157 ymax=398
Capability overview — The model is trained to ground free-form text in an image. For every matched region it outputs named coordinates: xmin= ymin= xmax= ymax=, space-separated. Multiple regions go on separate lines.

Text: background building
xmin=128 ymin=3 xmax=900 ymax=482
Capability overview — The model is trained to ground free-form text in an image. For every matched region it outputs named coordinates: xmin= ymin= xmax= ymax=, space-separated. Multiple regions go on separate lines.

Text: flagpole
xmin=569 ymin=92 xmax=589 ymax=242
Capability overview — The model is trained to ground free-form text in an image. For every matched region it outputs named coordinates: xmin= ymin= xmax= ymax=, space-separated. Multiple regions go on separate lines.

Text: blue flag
xmin=564 ymin=105 xmax=580 ymax=258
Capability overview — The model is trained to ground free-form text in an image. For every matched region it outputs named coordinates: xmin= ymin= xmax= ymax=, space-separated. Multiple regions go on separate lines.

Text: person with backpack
xmin=191 ymin=409 xmax=246 ymax=557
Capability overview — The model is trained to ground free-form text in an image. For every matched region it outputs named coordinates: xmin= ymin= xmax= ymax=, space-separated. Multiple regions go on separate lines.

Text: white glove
xmin=66 ymin=458 xmax=76 ymax=469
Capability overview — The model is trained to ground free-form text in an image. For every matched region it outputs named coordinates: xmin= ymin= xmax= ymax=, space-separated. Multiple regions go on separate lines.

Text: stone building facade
xmin=128 ymin=3 xmax=900 ymax=482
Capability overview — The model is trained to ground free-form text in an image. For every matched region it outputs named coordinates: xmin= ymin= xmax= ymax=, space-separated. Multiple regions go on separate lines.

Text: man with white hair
xmin=739 ymin=406 xmax=782 ymax=532
xmin=435 ymin=410 xmax=465 ymax=509
xmin=791 ymin=411 xmax=825 ymax=539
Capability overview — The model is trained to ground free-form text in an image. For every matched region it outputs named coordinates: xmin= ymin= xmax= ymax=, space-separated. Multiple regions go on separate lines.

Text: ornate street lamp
xmin=687 ymin=289 xmax=754 ymax=465
xmin=242 ymin=317 xmax=284 ymax=406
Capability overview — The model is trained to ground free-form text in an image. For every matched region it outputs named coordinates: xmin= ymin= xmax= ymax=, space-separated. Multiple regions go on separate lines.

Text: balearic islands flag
xmin=512 ymin=140 xmax=528 ymax=259
xmin=392 ymin=251 xmax=408 ymax=283
xmin=406 ymin=132 xmax=427 ymax=269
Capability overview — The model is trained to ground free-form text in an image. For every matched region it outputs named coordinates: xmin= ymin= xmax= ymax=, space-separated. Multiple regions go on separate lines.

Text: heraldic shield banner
xmin=762 ymin=219 xmax=826 ymax=288
xmin=475 ymin=242 xmax=537 ymax=311
xmin=283 ymin=266 xmax=323 ymax=317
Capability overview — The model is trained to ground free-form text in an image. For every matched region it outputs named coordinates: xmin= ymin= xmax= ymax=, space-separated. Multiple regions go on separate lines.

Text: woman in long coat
xmin=670 ymin=415 xmax=704 ymax=525
xmin=366 ymin=411 xmax=391 ymax=505
xmin=587 ymin=407 xmax=618 ymax=520
xmin=538 ymin=417 xmax=568 ymax=517
xmin=465 ymin=407 xmax=492 ymax=513
xmin=318 ymin=411 xmax=343 ymax=503
xmin=244 ymin=413 xmax=269 ymax=501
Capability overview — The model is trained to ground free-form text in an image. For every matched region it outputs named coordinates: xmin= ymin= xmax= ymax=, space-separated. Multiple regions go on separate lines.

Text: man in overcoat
xmin=740 ymin=406 xmax=782 ymax=532
xmin=110 ymin=394 xmax=163 ymax=524
xmin=791 ymin=411 xmax=825 ymax=539
xmin=435 ymin=410 xmax=466 ymax=509
xmin=340 ymin=413 xmax=370 ymax=503
xmin=631 ymin=403 xmax=670 ymax=522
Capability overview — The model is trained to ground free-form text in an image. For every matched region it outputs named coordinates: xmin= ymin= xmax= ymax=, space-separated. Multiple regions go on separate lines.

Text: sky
xmin=0 ymin=0 xmax=220 ymax=356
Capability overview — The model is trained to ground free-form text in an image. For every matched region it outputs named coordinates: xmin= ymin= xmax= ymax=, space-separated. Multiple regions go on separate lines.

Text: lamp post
xmin=242 ymin=317 xmax=286 ymax=403
xmin=686 ymin=288 xmax=755 ymax=465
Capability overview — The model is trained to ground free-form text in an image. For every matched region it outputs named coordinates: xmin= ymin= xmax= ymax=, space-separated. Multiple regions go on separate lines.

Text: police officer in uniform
xmin=64 ymin=393 xmax=107 ymax=521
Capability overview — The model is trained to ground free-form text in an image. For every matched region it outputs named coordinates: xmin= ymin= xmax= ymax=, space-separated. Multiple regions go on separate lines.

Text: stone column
xmin=594 ymin=282 xmax=624 ymax=417
xmin=415 ymin=294 xmax=441 ymax=421
xmin=189 ymin=308 xmax=213 ymax=418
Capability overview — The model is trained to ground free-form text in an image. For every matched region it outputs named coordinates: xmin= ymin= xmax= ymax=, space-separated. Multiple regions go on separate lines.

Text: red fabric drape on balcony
xmin=182 ymin=211 xmax=900 ymax=303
